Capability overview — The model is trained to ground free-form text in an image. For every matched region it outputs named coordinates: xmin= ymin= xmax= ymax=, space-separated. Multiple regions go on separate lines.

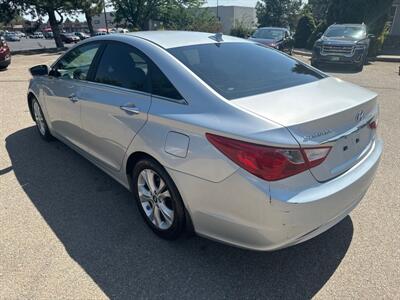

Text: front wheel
xmin=32 ymin=98 xmax=53 ymax=141
xmin=132 ymin=158 xmax=186 ymax=240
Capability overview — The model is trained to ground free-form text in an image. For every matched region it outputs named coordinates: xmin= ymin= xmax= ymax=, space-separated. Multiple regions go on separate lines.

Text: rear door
xmin=78 ymin=41 xmax=152 ymax=171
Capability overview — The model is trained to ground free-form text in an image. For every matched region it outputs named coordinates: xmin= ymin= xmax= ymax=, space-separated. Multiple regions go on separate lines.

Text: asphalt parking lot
xmin=6 ymin=38 xmax=74 ymax=52
xmin=0 ymin=53 xmax=399 ymax=299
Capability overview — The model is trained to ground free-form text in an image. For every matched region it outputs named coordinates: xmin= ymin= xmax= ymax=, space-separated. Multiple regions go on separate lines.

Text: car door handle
xmin=120 ymin=105 xmax=140 ymax=115
xmin=68 ymin=94 xmax=79 ymax=103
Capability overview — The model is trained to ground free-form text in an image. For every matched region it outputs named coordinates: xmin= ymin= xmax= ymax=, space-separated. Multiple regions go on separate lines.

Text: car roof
xmin=126 ymin=31 xmax=251 ymax=49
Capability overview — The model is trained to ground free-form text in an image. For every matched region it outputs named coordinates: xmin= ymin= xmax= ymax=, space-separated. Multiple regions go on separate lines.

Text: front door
xmin=44 ymin=42 xmax=102 ymax=148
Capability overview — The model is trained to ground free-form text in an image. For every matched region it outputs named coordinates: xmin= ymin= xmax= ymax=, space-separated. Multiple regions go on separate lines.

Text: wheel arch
xmin=125 ymin=150 xmax=195 ymax=234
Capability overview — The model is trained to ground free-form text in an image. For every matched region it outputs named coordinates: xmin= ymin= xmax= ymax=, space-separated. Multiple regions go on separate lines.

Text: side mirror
xmin=317 ymin=32 xmax=323 ymax=38
xmin=30 ymin=64 xmax=48 ymax=76
xmin=367 ymin=34 xmax=375 ymax=39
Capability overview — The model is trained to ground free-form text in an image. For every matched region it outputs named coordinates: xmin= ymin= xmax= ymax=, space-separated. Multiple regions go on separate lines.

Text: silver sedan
xmin=27 ymin=31 xmax=382 ymax=251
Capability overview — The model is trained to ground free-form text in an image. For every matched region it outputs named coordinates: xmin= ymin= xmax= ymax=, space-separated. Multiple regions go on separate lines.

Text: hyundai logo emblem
xmin=355 ymin=111 xmax=365 ymax=122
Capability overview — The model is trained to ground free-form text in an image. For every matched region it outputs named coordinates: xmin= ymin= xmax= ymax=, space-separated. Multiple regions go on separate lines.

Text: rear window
xmin=168 ymin=43 xmax=325 ymax=100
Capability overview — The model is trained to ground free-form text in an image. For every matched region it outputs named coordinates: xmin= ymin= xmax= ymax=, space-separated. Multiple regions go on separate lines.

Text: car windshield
xmin=168 ymin=43 xmax=325 ymax=100
xmin=252 ymin=29 xmax=285 ymax=40
xmin=324 ymin=26 xmax=366 ymax=39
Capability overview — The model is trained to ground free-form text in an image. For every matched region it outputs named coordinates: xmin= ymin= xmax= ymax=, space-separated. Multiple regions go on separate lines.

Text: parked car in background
xmin=311 ymin=23 xmax=373 ymax=71
xmin=250 ymin=27 xmax=294 ymax=55
xmin=30 ymin=32 xmax=44 ymax=39
xmin=74 ymin=32 xmax=90 ymax=40
xmin=94 ymin=31 xmax=107 ymax=36
xmin=44 ymin=31 xmax=54 ymax=39
xmin=15 ymin=31 xmax=26 ymax=38
xmin=5 ymin=32 xmax=20 ymax=42
xmin=60 ymin=33 xmax=80 ymax=43
xmin=27 ymin=32 xmax=382 ymax=251
xmin=0 ymin=36 xmax=11 ymax=70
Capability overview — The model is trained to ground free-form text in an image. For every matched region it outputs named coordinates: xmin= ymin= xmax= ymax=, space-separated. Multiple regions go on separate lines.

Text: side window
xmin=150 ymin=64 xmax=183 ymax=100
xmin=94 ymin=43 xmax=150 ymax=92
xmin=55 ymin=43 xmax=100 ymax=80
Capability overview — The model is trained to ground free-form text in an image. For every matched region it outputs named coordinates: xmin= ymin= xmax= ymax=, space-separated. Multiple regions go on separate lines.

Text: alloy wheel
xmin=137 ymin=169 xmax=174 ymax=230
xmin=33 ymin=101 xmax=46 ymax=136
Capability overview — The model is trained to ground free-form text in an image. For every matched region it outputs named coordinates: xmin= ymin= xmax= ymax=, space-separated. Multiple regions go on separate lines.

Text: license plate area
xmin=309 ymin=126 xmax=374 ymax=181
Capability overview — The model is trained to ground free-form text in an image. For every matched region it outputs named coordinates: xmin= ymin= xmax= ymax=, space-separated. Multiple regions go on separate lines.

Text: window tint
xmin=55 ymin=43 xmax=100 ymax=80
xmin=252 ymin=29 xmax=285 ymax=40
xmin=150 ymin=64 xmax=183 ymax=100
xmin=169 ymin=43 xmax=325 ymax=100
xmin=94 ymin=43 xmax=149 ymax=92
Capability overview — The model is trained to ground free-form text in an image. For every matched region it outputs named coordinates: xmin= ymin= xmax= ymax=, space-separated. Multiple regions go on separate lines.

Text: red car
xmin=0 ymin=37 xmax=11 ymax=70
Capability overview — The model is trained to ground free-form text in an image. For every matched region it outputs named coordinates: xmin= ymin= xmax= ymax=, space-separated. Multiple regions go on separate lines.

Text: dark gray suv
xmin=311 ymin=24 xmax=374 ymax=71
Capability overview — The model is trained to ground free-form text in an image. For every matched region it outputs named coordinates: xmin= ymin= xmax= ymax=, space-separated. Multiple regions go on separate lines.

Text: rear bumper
xmin=168 ymin=138 xmax=382 ymax=251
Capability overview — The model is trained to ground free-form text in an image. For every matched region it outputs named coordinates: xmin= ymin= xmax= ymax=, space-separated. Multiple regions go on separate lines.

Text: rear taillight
xmin=206 ymin=133 xmax=331 ymax=181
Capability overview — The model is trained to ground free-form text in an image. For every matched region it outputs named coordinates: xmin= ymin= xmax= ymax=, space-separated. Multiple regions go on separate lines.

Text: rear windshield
xmin=252 ymin=29 xmax=285 ymax=40
xmin=168 ymin=43 xmax=325 ymax=100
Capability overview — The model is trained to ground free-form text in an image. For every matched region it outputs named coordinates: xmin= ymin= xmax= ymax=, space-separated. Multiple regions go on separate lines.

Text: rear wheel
xmin=354 ymin=60 xmax=364 ymax=72
xmin=132 ymin=158 xmax=186 ymax=240
xmin=32 ymin=97 xmax=53 ymax=141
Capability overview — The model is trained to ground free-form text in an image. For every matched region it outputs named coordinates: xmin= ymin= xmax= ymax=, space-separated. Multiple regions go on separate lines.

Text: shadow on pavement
xmin=5 ymin=126 xmax=354 ymax=299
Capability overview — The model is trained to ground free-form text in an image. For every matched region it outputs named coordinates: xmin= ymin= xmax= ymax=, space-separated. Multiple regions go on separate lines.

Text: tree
xmin=0 ymin=1 xmax=20 ymax=26
xmin=308 ymin=0 xmax=330 ymax=21
xmin=74 ymin=0 xmax=104 ymax=35
xmin=159 ymin=0 xmax=220 ymax=32
xmin=294 ymin=14 xmax=316 ymax=48
xmin=327 ymin=0 xmax=393 ymax=56
xmin=256 ymin=0 xmax=302 ymax=30
xmin=112 ymin=0 xmax=218 ymax=32
xmin=10 ymin=0 xmax=74 ymax=47
xmin=230 ymin=19 xmax=255 ymax=38
xmin=307 ymin=20 xmax=327 ymax=49
xmin=112 ymin=0 xmax=164 ymax=30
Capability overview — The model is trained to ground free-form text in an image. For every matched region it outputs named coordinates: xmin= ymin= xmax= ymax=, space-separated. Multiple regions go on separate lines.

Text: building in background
xmin=92 ymin=12 xmax=116 ymax=31
xmin=389 ymin=0 xmax=400 ymax=36
xmin=204 ymin=6 xmax=257 ymax=34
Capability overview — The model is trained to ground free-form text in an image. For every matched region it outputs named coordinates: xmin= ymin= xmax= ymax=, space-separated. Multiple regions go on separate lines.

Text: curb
xmin=374 ymin=56 xmax=400 ymax=63
xmin=293 ymin=49 xmax=312 ymax=57
xmin=11 ymin=47 xmax=68 ymax=55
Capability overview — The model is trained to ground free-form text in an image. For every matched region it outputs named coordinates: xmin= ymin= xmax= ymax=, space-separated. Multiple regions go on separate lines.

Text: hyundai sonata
xmin=27 ymin=31 xmax=382 ymax=250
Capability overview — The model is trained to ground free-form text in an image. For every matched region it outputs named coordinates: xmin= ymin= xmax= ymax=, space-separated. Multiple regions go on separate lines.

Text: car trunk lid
xmin=232 ymin=77 xmax=378 ymax=182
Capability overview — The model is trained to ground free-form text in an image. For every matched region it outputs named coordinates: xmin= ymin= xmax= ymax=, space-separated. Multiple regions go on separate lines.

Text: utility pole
xmin=103 ymin=0 xmax=109 ymax=33
xmin=216 ymin=0 xmax=219 ymax=21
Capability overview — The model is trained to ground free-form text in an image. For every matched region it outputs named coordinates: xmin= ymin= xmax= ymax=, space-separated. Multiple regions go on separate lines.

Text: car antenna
xmin=209 ymin=32 xmax=223 ymax=42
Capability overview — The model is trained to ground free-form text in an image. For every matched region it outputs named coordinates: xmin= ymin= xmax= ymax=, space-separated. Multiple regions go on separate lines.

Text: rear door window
xmin=94 ymin=42 xmax=150 ymax=93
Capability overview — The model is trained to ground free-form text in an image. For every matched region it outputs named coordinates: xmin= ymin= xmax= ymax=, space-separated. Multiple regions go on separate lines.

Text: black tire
xmin=132 ymin=158 xmax=186 ymax=240
xmin=354 ymin=61 xmax=364 ymax=72
xmin=31 ymin=97 xmax=53 ymax=141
